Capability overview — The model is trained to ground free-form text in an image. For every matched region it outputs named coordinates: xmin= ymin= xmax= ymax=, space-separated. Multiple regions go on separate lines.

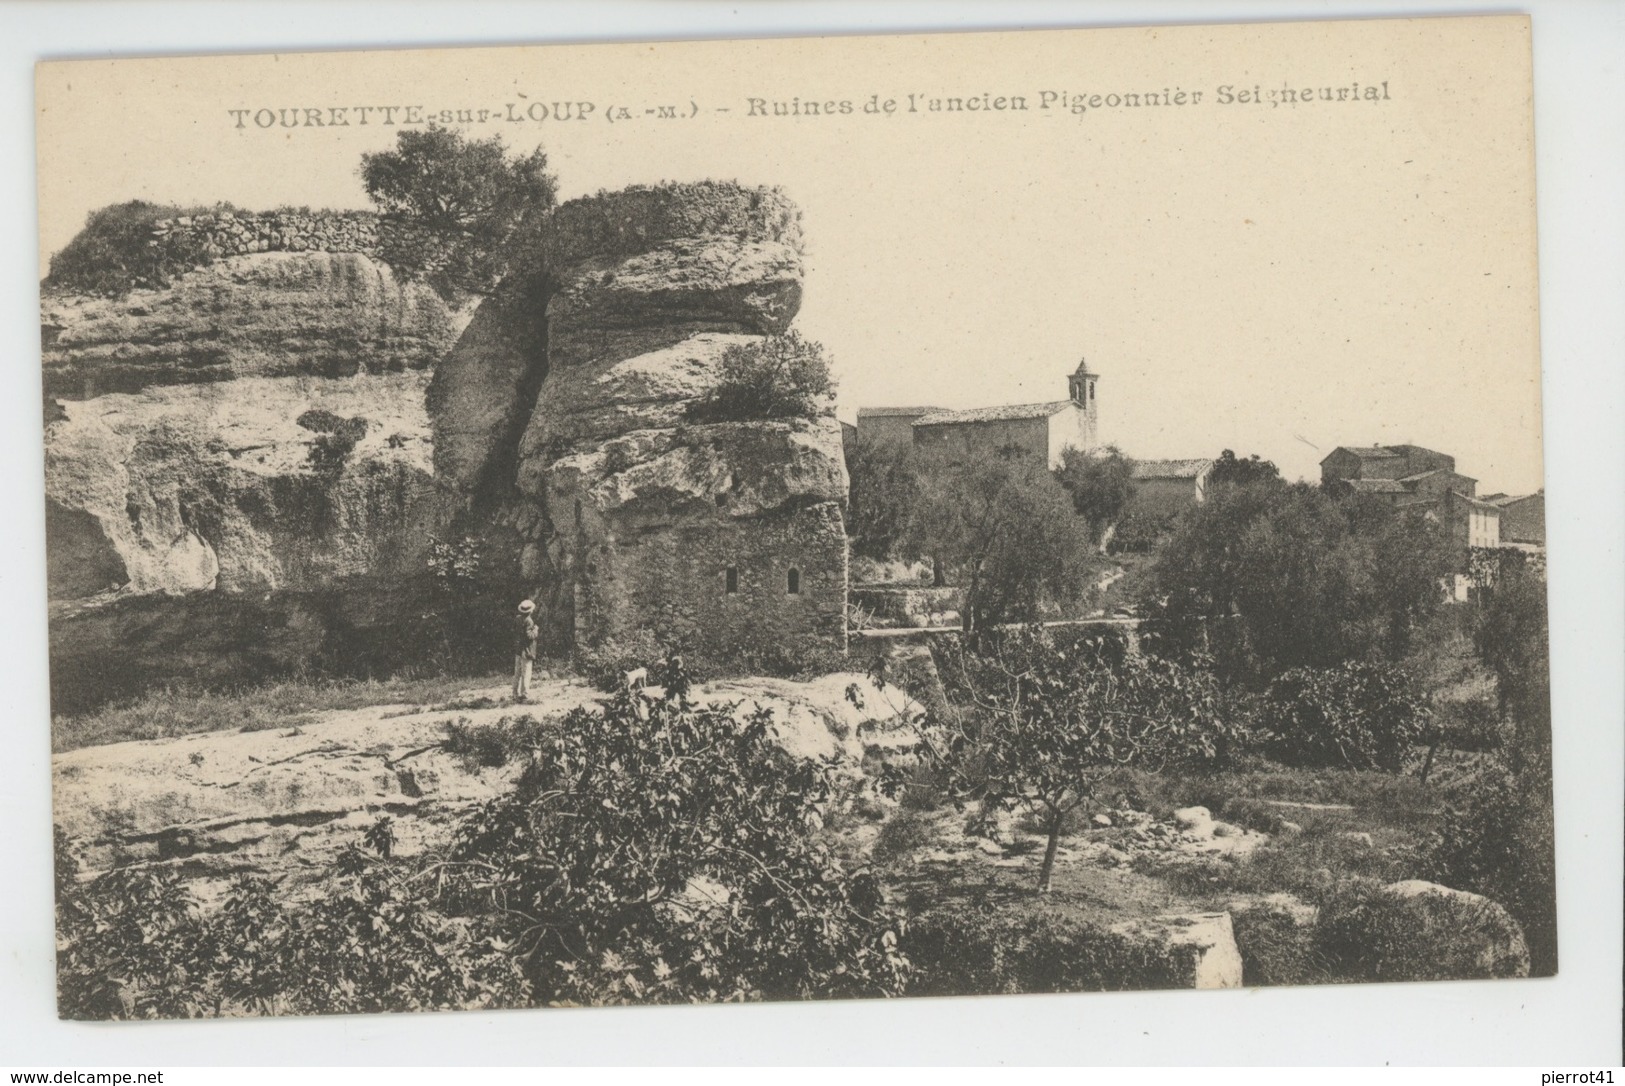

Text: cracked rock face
xmin=45 ymin=373 xmax=442 ymax=599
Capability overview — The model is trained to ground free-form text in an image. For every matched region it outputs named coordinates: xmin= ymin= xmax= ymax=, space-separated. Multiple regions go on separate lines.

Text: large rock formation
xmin=44 ymin=183 xmax=848 ymax=710
xmin=42 ymin=250 xmax=470 ymax=709
xmin=432 ymin=182 xmax=848 ymax=657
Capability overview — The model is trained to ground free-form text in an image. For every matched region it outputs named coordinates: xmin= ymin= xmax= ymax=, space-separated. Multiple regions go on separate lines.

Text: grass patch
xmin=53 ymin=670 xmax=511 ymax=753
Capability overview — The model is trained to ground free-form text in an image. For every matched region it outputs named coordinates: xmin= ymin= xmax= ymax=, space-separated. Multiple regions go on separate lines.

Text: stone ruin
xmin=41 ymin=181 xmax=849 ymax=707
xmin=433 ymin=181 xmax=850 ymax=658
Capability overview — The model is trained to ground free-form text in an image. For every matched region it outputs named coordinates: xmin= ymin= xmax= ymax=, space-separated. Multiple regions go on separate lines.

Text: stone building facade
xmin=1128 ymin=458 xmax=1214 ymax=516
xmin=1320 ymin=443 xmax=1503 ymax=554
xmin=872 ymin=359 xmax=1100 ymax=469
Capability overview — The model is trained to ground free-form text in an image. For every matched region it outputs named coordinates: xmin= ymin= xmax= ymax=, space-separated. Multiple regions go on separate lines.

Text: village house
xmin=854 ymin=360 xmax=1099 ymax=469
xmin=1483 ymin=490 xmax=1545 ymax=547
xmin=1129 ymin=458 xmax=1214 ymax=515
xmin=1320 ymin=443 xmax=1502 ymax=551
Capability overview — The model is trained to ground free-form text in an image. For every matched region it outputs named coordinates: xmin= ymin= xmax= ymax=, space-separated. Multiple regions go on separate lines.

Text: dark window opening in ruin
xmin=1088 ymin=382 xmax=1095 ymax=401
xmin=725 ymin=566 xmax=738 ymax=594
xmin=787 ymin=568 xmax=801 ymax=595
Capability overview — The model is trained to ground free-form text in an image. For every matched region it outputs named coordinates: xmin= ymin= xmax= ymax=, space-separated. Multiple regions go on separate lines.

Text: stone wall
xmin=146 ymin=210 xmax=386 ymax=261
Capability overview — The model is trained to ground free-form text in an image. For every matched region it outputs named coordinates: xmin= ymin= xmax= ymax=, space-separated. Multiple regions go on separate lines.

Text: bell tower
xmin=1068 ymin=359 xmax=1100 ymax=449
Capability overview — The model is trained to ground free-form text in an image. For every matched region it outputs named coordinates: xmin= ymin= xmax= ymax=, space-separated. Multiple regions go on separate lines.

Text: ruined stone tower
xmin=431 ymin=181 xmax=849 ymax=658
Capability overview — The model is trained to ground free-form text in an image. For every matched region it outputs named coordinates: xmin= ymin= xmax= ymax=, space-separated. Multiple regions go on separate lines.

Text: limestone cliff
xmin=42 ymin=251 xmax=459 ymax=398
xmin=42 ymin=250 xmax=472 ymax=708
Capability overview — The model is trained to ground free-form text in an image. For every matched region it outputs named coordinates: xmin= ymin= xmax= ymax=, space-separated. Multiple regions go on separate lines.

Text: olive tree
xmin=360 ymin=125 xmax=556 ymax=298
xmin=928 ymin=628 xmax=1237 ymax=892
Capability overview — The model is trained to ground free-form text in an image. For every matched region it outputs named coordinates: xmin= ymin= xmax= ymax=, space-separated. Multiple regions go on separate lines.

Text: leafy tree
xmin=1474 ymin=563 xmax=1551 ymax=773
xmin=445 ymin=659 xmax=908 ymax=1002
xmin=360 ymin=125 xmax=556 ymax=298
xmin=845 ymin=439 xmax=927 ymax=561
xmin=926 ymin=628 xmax=1236 ymax=892
xmin=1260 ymin=660 xmax=1431 ymax=771
xmin=1055 ymin=445 xmax=1138 ymax=543
xmin=1150 ymin=483 xmax=1455 ymax=684
xmin=905 ymin=449 xmax=1095 ymax=639
xmin=687 ymin=331 xmax=836 ymax=423
xmin=1208 ymin=449 xmax=1281 ymax=489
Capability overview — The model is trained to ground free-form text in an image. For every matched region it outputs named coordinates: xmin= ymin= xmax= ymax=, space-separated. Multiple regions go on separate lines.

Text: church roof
xmin=1132 ymin=458 xmax=1214 ymax=480
xmin=913 ymin=400 xmax=1077 ymax=426
xmin=857 ymin=405 xmax=946 ymax=418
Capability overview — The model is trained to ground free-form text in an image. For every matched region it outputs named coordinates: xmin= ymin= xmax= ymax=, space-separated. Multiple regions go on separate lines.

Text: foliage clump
xmin=360 ymin=125 xmax=556 ymax=299
xmin=1055 ymin=445 xmax=1138 ymax=543
xmin=1260 ymin=661 xmax=1431 ymax=771
xmin=1150 ymin=481 xmax=1455 ymax=684
xmin=686 ymin=331 xmax=836 ymax=423
xmin=44 ymin=200 xmax=245 ymax=297
xmin=296 ymin=409 xmax=370 ymax=477
xmin=905 ymin=900 xmax=1202 ymax=995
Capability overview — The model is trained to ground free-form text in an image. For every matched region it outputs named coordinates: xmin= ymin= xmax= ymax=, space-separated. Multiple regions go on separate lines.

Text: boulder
xmin=1173 ymin=805 xmax=1215 ymax=836
xmin=1318 ymin=879 xmax=1530 ymax=981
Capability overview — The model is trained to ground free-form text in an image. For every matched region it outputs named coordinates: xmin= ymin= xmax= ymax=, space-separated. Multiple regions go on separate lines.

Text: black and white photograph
xmin=26 ymin=11 xmax=1581 ymax=1040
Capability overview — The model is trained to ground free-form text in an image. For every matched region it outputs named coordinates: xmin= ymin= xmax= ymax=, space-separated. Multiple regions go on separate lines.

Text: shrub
xmin=686 ymin=331 xmax=835 ymax=423
xmin=1230 ymin=901 xmax=1327 ymax=987
xmin=1314 ymin=878 xmax=1529 ymax=982
xmin=1261 ymin=661 xmax=1430 ymax=771
xmin=905 ymin=900 xmax=1202 ymax=995
xmin=298 ymin=410 xmax=370 ymax=477
xmin=44 ymin=200 xmax=244 ymax=296
xmin=442 ymin=714 xmax=549 ymax=771
xmin=1428 ymin=762 xmax=1557 ymax=976
xmin=869 ymin=810 xmax=938 ymax=865
xmin=447 ymin=671 xmax=909 ymax=1003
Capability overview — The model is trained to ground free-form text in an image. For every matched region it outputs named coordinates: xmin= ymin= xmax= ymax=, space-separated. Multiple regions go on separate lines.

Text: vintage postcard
xmin=37 ymin=15 xmax=1552 ymax=1021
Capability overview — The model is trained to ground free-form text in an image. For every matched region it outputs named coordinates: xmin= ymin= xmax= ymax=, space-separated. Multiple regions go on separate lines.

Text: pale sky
xmin=35 ymin=17 xmax=1544 ymax=492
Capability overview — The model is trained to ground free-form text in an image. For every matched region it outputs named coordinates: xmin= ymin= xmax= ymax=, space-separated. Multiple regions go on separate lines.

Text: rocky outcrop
xmin=42 ymin=251 xmax=460 ymax=398
xmin=53 ymin=673 xmax=907 ymax=886
xmin=45 ymin=373 xmax=441 ymax=598
xmin=432 ymin=182 xmax=847 ymax=657
xmin=1110 ymin=913 xmax=1245 ymax=990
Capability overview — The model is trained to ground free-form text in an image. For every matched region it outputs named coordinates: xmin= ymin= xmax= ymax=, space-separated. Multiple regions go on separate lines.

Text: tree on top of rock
xmin=360 ymin=125 xmax=556 ymax=299
xmin=688 ymin=331 xmax=836 ymax=423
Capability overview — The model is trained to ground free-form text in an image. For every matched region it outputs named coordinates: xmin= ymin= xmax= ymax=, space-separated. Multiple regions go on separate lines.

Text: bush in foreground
xmin=905 ymin=900 xmax=1201 ymax=995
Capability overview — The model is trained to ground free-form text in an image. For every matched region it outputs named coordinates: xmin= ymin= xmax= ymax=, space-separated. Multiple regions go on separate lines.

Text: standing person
xmin=512 ymin=599 xmax=539 ymax=702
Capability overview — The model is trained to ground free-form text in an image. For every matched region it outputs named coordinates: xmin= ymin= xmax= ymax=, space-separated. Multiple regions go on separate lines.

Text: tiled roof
xmin=1324 ymin=446 xmax=1404 ymax=461
xmin=1485 ymin=492 xmax=1540 ymax=507
xmin=1132 ymin=458 xmax=1214 ymax=480
xmin=857 ymin=406 xmax=946 ymax=418
xmin=913 ymin=400 xmax=1076 ymax=426
xmin=1344 ymin=478 xmax=1411 ymax=493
